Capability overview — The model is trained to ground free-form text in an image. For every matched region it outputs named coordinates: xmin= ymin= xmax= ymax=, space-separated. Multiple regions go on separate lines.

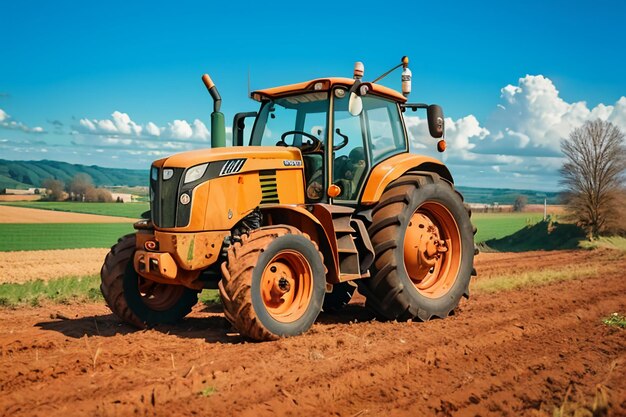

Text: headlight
xmin=184 ymin=163 xmax=208 ymax=183
xmin=163 ymin=169 xmax=174 ymax=180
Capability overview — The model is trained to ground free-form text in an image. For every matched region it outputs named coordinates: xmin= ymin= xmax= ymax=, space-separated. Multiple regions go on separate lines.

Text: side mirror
xmin=427 ymin=104 xmax=445 ymax=138
xmin=348 ymin=93 xmax=363 ymax=116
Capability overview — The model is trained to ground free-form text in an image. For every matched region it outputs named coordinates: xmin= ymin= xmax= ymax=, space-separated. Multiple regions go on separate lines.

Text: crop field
xmin=0 ymin=223 xmax=134 ymax=251
xmin=1 ymin=205 xmax=624 ymax=416
xmin=0 ymin=201 xmax=149 ymax=218
xmin=472 ymin=212 xmax=545 ymax=242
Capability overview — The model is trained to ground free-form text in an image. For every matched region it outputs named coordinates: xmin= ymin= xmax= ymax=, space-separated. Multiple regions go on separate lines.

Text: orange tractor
xmin=101 ymin=57 xmax=476 ymax=341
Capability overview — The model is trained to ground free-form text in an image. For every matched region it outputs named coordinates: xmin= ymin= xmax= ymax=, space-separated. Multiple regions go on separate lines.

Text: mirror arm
xmin=232 ymin=111 xmax=257 ymax=146
xmin=401 ymin=103 xmax=429 ymax=112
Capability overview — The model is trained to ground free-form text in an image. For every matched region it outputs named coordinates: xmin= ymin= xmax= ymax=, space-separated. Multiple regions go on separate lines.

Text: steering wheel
xmin=334 ymin=128 xmax=349 ymax=151
xmin=279 ymin=130 xmax=323 ymax=154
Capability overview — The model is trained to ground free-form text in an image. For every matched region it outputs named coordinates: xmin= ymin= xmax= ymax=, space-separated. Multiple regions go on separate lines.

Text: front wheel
xmin=359 ymin=173 xmax=474 ymax=321
xmin=219 ymin=226 xmax=326 ymax=341
xmin=100 ymin=234 xmax=199 ymax=327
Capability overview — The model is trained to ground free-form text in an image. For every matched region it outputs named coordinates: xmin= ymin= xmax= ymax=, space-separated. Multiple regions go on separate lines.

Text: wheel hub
xmin=260 ymin=251 xmax=313 ymax=323
xmin=404 ymin=212 xmax=449 ymax=283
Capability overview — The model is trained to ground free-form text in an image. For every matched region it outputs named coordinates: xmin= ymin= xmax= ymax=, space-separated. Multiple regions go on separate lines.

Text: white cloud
xmin=192 ymin=119 xmax=210 ymax=140
xmin=480 ymin=75 xmax=626 ymax=157
xmin=146 ymin=121 xmax=161 ymax=136
xmin=404 ymin=75 xmax=626 ymax=190
xmin=111 ymin=111 xmax=142 ymax=136
xmin=169 ymin=120 xmax=193 ymax=139
xmin=0 ymin=108 xmax=46 ymax=133
xmin=79 ymin=111 xmax=209 ymax=142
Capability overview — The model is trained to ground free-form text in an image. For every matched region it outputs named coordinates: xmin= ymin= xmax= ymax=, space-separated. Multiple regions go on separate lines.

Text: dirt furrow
xmin=0 ymin=250 xmax=625 ymax=417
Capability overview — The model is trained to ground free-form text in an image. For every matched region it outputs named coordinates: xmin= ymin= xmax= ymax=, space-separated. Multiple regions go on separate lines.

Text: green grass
xmin=472 ymin=212 xmax=545 ymax=243
xmin=0 ymin=223 xmax=134 ymax=251
xmin=0 ymin=201 xmax=149 ymax=218
xmin=199 ymin=289 xmax=221 ymax=306
xmin=473 ymin=265 xmax=599 ymax=294
xmin=602 ymin=313 xmax=626 ymax=329
xmin=479 ymin=220 xmax=585 ymax=252
xmin=199 ymin=386 xmax=218 ymax=397
xmin=0 ymin=276 xmax=222 ymax=309
xmin=0 ymin=275 xmax=102 ymax=308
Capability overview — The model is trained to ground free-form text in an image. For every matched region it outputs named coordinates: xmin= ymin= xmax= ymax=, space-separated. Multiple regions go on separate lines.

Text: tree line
xmin=42 ymin=173 xmax=118 ymax=202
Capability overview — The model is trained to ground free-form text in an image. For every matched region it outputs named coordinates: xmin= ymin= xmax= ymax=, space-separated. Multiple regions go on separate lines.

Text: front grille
xmin=150 ymin=166 xmax=184 ymax=228
xmin=259 ymin=170 xmax=279 ymax=204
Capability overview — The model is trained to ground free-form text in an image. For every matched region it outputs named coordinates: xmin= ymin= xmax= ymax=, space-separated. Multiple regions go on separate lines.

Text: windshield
xmin=250 ymin=92 xmax=329 ymax=147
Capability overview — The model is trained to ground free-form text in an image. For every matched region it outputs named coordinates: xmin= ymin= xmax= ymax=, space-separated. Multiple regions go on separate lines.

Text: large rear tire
xmin=100 ymin=234 xmax=198 ymax=327
xmin=359 ymin=173 xmax=474 ymax=321
xmin=219 ymin=226 xmax=326 ymax=341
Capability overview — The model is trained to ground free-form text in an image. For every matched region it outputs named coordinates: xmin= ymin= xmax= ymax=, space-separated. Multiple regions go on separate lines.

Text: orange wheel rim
xmin=260 ymin=250 xmax=313 ymax=323
xmin=403 ymin=202 xmax=462 ymax=299
xmin=138 ymin=277 xmax=185 ymax=311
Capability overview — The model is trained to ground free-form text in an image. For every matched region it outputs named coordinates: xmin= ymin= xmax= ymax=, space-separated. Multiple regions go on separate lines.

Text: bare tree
xmin=68 ymin=173 xmax=94 ymax=201
xmin=560 ymin=119 xmax=626 ymax=238
xmin=512 ymin=195 xmax=527 ymax=212
xmin=42 ymin=178 xmax=65 ymax=201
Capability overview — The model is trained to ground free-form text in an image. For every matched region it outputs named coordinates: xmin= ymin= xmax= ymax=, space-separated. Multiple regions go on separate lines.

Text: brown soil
xmin=0 ymin=195 xmax=42 ymax=202
xmin=0 ymin=248 xmax=109 ymax=284
xmin=0 ymin=205 xmax=135 ymax=223
xmin=0 ymin=250 xmax=625 ymax=417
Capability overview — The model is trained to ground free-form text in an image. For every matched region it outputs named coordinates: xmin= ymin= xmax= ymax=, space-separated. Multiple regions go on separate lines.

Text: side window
xmin=333 ymin=93 xmax=369 ymax=201
xmin=257 ymin=104 xmax=298 ymax=147
xmin=365 ymin=98 xmax=406 ymax=165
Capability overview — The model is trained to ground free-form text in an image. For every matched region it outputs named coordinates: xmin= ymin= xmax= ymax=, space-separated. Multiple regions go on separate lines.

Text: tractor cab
xmin=242 ymin=79 xmax=409 ymax=204
xmin=234 ymin=66 xmax=445 ymax=206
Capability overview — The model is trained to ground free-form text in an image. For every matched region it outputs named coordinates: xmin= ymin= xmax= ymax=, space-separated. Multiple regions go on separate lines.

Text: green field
xmin=0 ymin=223 xmax=135 ymax=251
xmin=0 ymin=201 xmax=149 ymax=218
xmin=0 ymin=273 xmax=220 ymax=308
xmin=472 ymin=212 xmax=545 ymax=243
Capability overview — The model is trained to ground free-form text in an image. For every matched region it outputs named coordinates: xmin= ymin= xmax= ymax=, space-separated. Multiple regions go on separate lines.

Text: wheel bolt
xmin=278 ymin=277 xmax=291 ymax=292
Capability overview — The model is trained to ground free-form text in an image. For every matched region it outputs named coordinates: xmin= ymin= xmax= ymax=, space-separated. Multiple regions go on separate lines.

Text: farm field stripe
xmin=0 ymin=205 xmax=136 ymax=223
xmin=0 ymin=201 xmax=149 ymax=219
xmin=0 ymin=248 xmax=109 ymax=284
xmin=0 ymin=223 xmax=134 ymax=251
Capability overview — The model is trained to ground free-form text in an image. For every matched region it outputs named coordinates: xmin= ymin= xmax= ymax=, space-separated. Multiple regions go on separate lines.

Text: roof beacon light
xmin=354 ymin=62 xmax=364 ymax=80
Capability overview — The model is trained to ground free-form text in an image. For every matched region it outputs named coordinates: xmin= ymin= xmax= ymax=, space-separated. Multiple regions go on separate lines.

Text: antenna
xmin=371 ymin=56 xmax=409 ymax=84
xmin=247 ymin=67 xmax=251 ymax=98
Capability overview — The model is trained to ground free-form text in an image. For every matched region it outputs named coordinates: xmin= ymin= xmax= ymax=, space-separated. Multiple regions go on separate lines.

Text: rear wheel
xmin=359 ymin=173 xmax=474 ymax=320
xmin=219 ymin=226 xmax=326 ymax=341
xmin=100 ymin=234 xmax=198 ymax=327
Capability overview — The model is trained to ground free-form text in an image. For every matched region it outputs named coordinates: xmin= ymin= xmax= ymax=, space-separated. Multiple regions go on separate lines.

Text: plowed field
xmin=1 ymin=250 xmax=625 ymax=416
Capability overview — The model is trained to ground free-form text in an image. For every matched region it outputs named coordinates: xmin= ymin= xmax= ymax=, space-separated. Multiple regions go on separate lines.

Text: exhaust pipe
xmin=201 ymin=74 xmax=226 ymax=148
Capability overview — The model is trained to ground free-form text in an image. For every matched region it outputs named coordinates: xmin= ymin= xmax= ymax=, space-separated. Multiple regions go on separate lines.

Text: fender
xmin=360 ymin=153 xmax=453 ymax=204
xmin=260 ymin=205 xmax=340 ymax=284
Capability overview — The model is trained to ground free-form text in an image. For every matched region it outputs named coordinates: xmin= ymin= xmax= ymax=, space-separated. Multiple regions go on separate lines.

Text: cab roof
xmin=251 ymin=77 xmax=407 ymax=103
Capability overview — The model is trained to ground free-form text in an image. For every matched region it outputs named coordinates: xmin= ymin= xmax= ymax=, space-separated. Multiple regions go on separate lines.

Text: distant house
xmin=111 ymin=192 xmax=134 ymax=203
xmin=1 ymin=188 xmax=46 ymax=195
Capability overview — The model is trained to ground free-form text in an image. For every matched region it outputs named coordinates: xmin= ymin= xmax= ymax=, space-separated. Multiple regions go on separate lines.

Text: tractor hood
xmin=156 ymin=146 xmax=303 ymax=169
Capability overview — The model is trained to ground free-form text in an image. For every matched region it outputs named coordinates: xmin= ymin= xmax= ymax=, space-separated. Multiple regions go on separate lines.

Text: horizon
xmin=1 ymin=1 xmax=625 ymax=192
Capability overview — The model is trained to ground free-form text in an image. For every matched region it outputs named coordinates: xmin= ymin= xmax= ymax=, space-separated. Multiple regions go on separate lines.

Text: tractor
xmin=100 ymin=57 xmax=476 ymax=341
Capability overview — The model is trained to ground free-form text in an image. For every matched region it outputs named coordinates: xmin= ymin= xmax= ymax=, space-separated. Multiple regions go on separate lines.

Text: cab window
xmin=364 ymin=96 xmax=406 ymax=166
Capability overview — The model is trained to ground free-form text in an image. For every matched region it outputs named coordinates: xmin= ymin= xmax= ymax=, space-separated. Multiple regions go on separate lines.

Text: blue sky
xmin=1 ymin=0 xmax=625 ymax=191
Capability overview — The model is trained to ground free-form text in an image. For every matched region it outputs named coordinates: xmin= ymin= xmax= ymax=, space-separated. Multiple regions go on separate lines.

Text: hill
xmin=0 ymin=159 xmax=148 ymax=189
xmin=456 ymin=186 xmax=560 ymax=205
xmin=0 ymin=159 xmax=561 ymax=204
